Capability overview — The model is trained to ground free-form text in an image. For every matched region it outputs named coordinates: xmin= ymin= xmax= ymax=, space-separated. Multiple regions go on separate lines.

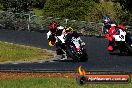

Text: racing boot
xmin=107 ymin=45 xmax=114 ymax=52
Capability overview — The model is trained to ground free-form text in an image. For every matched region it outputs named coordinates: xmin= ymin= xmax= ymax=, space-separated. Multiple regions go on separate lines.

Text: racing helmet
xmin=49 ymin=21 xmax=57 ymax=33
xmin=102 ymin=16 xmax=112 ymax=29
xmin=102 ymin=16 xmax=111 ymax=24
xmin=65 ymin=26 xmax=73 ymax=32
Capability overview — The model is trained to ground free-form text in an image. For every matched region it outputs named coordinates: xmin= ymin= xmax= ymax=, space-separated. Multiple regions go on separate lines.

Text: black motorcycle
xmin=56 ymin=31 xmax=88 ymax=62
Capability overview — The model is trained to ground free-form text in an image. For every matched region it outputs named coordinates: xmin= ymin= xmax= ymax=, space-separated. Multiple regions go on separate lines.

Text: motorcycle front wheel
xmin=66 ymin=46 xmax=88 ymax=62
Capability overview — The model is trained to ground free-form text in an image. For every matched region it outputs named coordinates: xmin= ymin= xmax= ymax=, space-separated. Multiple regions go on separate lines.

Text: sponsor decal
xmin=76 ymin=66 xmax=130 ymax=85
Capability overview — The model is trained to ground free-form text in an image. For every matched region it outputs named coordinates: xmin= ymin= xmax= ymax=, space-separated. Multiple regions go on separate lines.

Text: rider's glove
xmin=48 ymin=41 xmax=54 ymax=46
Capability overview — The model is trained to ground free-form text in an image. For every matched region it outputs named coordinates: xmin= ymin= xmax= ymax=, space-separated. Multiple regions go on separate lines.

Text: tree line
xmin=0 ymin=0 xmax=132 ymax=25
xmin=1 ymin=0 xmax=46 ymax=12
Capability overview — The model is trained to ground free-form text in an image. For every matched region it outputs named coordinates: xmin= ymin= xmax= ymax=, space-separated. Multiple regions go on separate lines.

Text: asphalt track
xmin=0 ymin=29 xmax=132 ymax=72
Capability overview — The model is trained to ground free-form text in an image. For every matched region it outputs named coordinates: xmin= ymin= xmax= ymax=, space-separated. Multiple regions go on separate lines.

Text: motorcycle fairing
xmin=113 ymin=29 xmax=126 ymax=41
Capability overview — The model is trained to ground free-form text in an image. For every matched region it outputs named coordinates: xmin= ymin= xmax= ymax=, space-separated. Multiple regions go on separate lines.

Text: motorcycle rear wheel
xmin=125 ymin=43 xmax=132 ymax=54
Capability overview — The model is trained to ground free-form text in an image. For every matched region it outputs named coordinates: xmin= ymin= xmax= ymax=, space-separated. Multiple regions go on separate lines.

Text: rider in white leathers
xmin=47 ymin=21 xmax=68 ymax=60
xmin=47 ymin=21 xmax=85 ymax=60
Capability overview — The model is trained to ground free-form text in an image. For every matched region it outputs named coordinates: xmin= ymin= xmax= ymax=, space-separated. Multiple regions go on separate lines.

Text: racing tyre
xmin=66 ymin=46 xmax=88 ymax=62
xmin=125 ymin=43 xmax=132 ymax=55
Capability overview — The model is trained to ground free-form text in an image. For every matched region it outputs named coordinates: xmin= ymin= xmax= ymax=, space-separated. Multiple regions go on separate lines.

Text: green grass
xmin=0 ymin=78 xmax=131 ymax=88
xmin=0 ymin=41 xmax=54 ymax=62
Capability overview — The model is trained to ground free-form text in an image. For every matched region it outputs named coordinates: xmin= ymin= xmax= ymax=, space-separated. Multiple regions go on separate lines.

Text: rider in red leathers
xmin=102 ymin=16 xmax=126 ymax=52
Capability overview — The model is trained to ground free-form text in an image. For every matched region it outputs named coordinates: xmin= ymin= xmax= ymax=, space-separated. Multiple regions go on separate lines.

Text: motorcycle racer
xmin=47 ymin=21 xmax=68 ymax=60
xmin=63 ymin=26 xmax=86 ymax=47
xmin=47 ymin=21 xmax=57 ymax=47
xmin=102 ymin=16 xmax=126 ymax=52
xmin=47 ymin=21 xmax=86 ymax=60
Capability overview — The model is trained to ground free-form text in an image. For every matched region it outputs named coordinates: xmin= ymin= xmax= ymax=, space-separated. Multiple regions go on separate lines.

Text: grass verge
xmin=0 ymin=76 xmax=131 ymax=88
xmin=0 ymin=72 xmax=131 ymax=88
xmin=0 ymin=41 xmax=55 ymax=62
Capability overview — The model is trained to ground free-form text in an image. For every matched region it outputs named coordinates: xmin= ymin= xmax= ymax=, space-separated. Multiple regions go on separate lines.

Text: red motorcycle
xmin=104 ymin=24 xmax=132 ymax=54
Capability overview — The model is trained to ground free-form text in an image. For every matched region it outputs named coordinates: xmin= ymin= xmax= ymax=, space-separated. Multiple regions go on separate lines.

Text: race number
xmin=113 ymin=34 xmax=125 ymax=41
xmin=113 ymin=29 xmax=126 ymax=41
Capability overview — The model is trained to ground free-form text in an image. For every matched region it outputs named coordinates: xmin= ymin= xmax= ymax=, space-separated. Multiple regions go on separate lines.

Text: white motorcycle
xmin=112 ymin=28 xmax=132 ymax=54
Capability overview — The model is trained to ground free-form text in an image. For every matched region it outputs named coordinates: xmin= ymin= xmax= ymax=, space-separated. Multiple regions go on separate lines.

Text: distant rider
xmin=102 ymin=16 xmax=126 ymax=52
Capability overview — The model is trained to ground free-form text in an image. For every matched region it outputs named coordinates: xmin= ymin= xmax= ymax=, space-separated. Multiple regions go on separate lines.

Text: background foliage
xmin=0 ymin=0 xmax=132 ymax=25
xmin=42 ymin=0 xmax=132 ymax=25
